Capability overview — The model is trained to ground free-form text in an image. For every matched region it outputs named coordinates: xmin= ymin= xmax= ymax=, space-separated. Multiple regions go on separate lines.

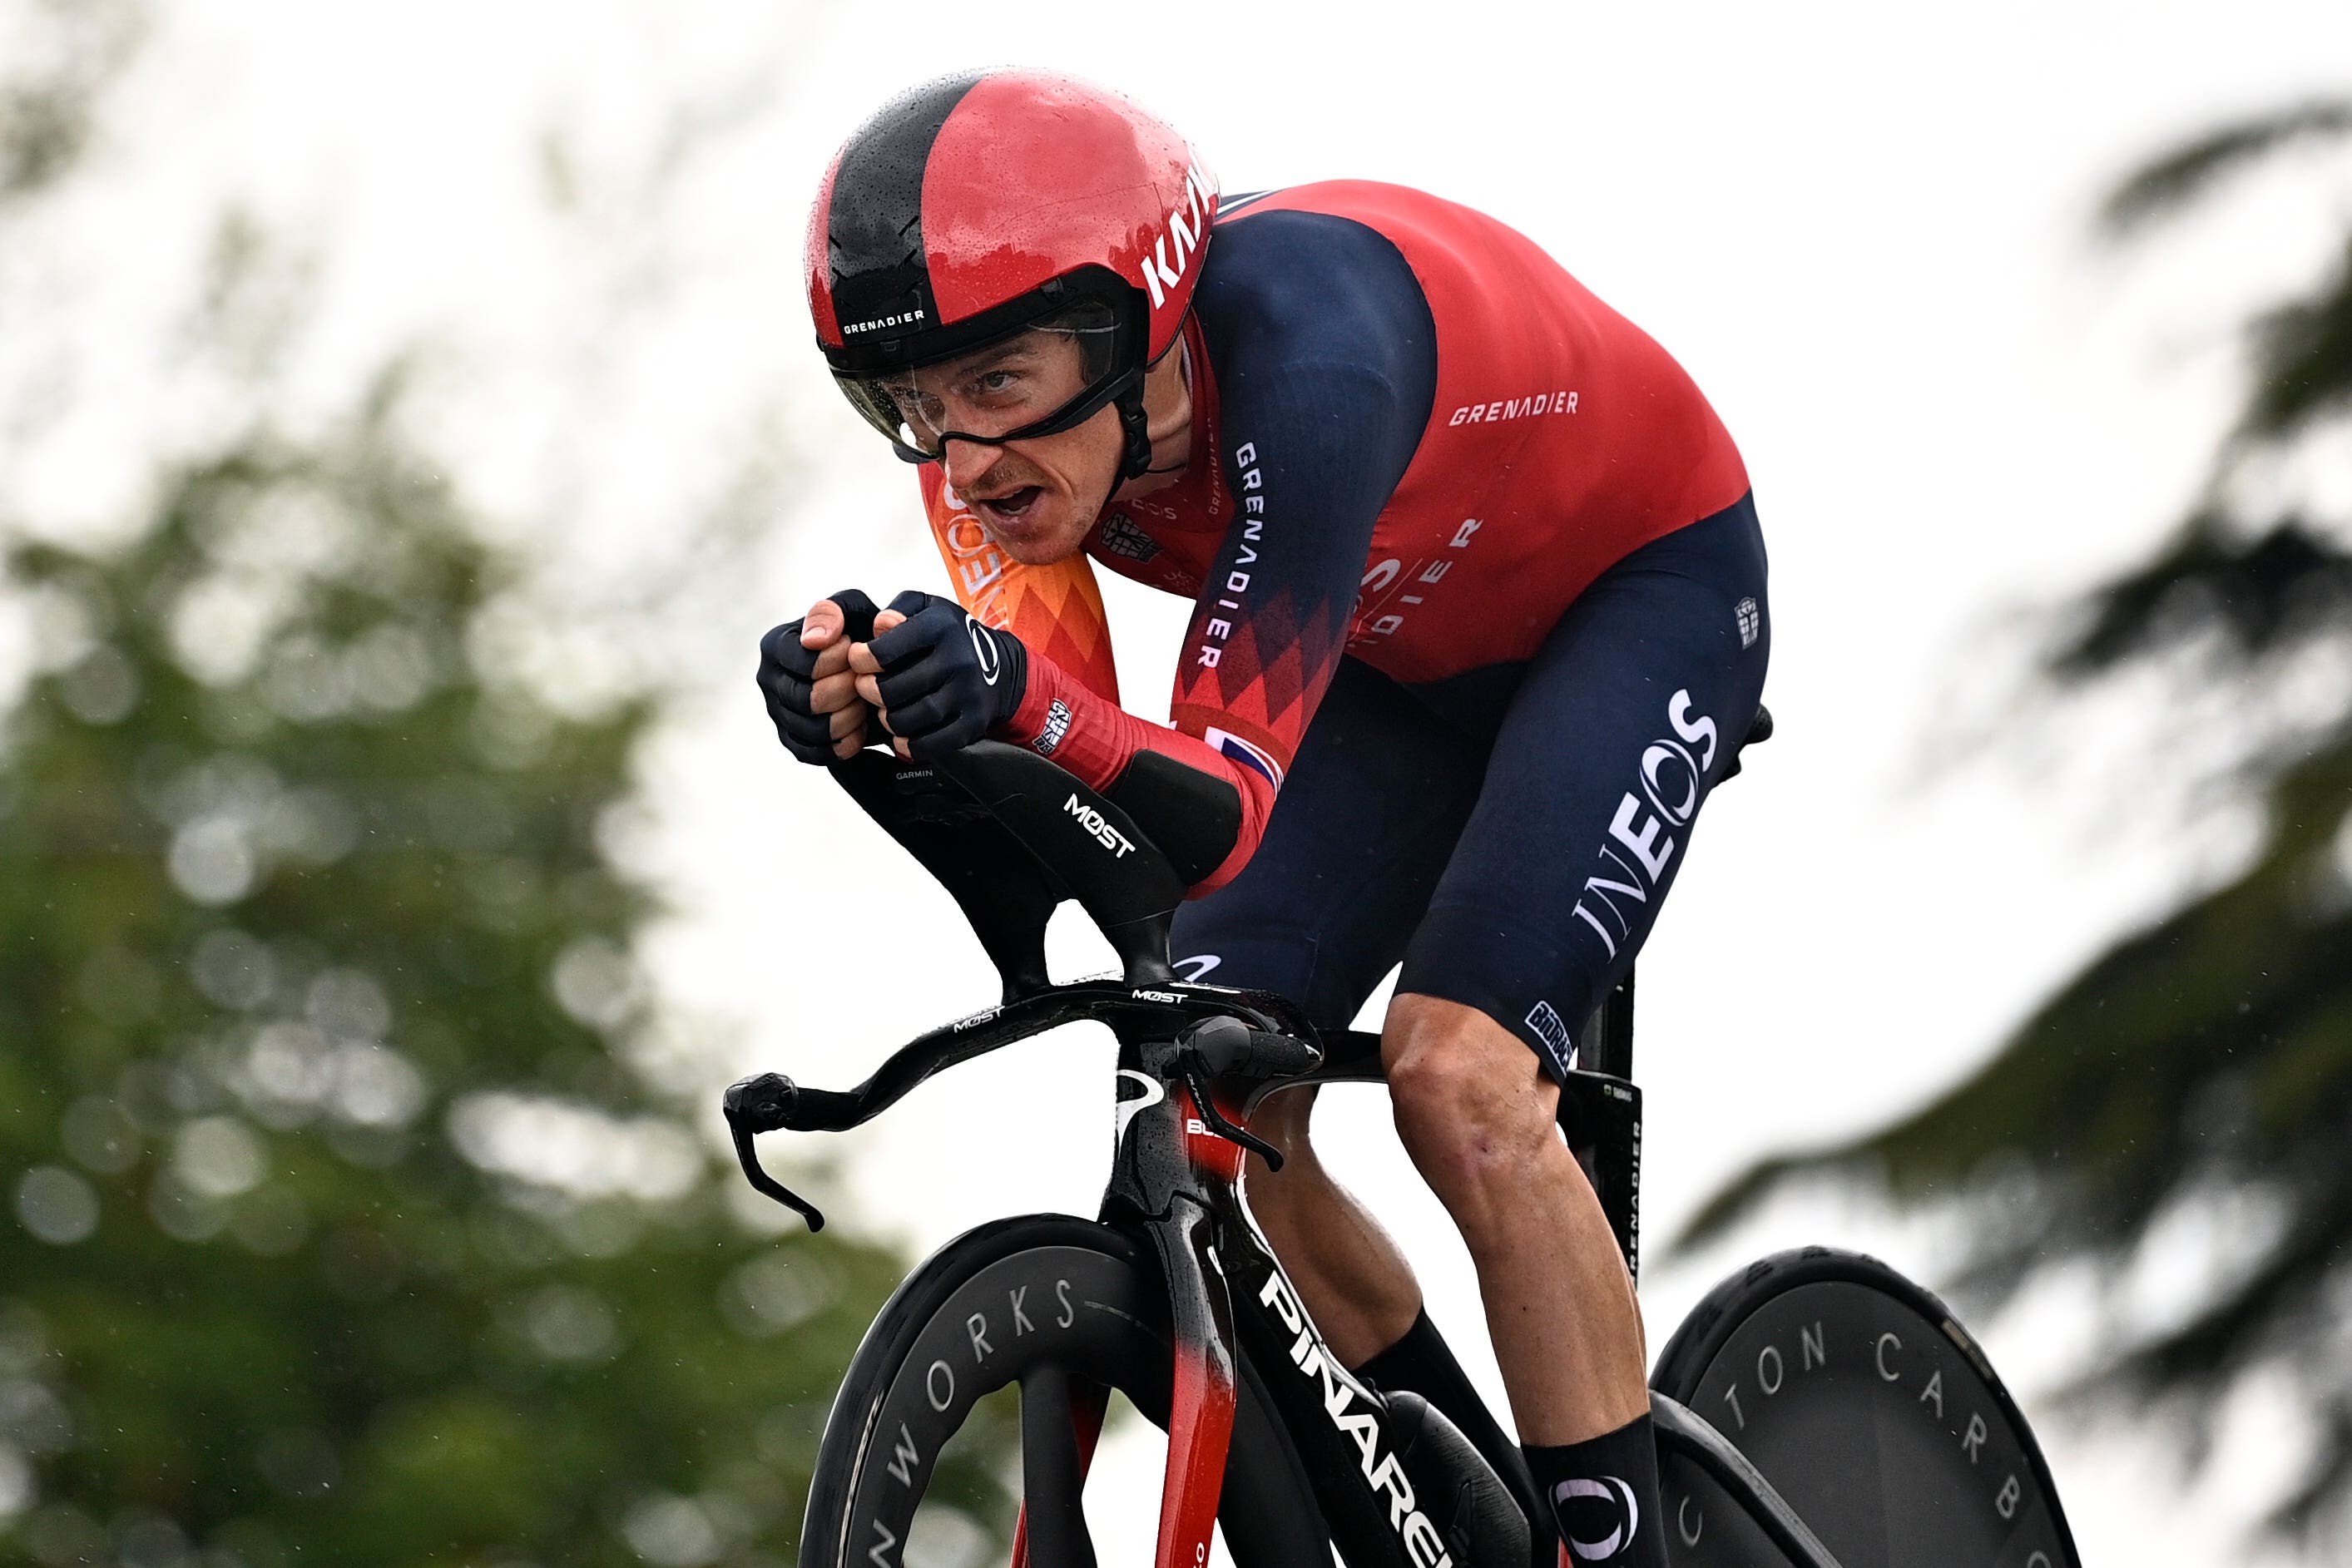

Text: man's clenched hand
xmin=758 ymin=589 xmax=907 ymax=763
xmin=848 ymin=591 xmax=1029 ymax=761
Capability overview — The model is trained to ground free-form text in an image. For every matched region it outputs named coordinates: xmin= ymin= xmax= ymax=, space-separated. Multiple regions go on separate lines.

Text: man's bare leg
xmin=1241 ymin=1085 xmax=1423 ymax=1367
xmin=1245 ymin=992 xmax=1661 ymax=1561
xmin=1243 ymin=1076 xmax=1554 ymax=1531
xmin=1381 ymin=992 xmax=1647 ymax=1443
xmin=1381 ymin=990 xmax=1664 ymax=1565
xmin=1242 ymin=1002 xmax=1648 ymax=1432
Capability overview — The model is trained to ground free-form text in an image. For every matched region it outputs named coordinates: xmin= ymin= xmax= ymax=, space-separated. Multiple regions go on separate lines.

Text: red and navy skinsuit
xmin=925 ymin=181 xmax=1767 ymax=1071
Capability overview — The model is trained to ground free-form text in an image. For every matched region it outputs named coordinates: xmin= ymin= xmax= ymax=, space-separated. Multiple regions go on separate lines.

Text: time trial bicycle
xmin=725 ymin=736 xmax=2081 ymax=1568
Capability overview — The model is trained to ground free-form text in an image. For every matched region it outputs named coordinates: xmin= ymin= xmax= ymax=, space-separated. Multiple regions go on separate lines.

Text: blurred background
xmin=3 ymin=1 xmax=2349 ymax=1564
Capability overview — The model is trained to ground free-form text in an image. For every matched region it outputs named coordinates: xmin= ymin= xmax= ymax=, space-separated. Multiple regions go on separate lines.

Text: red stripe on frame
xmin=1156 ymin=1299 xmax=1235 ymax=1568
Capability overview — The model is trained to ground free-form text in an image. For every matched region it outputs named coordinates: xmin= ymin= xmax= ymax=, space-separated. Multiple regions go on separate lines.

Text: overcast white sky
xmin=9 ymin=2 xmax=2352 ymax=1562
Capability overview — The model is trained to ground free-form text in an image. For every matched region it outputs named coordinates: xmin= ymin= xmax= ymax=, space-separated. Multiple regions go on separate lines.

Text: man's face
xmin=884 ymin=326 xmax=1122 ymax=564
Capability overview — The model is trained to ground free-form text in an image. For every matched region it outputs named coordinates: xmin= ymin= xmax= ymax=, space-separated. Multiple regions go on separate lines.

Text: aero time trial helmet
xmin=806 ymin=69 xmax=1216 ymax=480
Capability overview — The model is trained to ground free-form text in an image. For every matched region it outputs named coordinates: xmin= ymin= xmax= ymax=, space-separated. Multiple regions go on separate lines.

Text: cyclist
xmin=760 ymin=68 xmax=1768 ymax=1568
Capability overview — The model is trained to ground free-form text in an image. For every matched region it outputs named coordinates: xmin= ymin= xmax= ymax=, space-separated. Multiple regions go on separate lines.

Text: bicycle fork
xmin=1003 ymin=1073 xmax=1246 ymax=1568
xmin=1117 ymin=1075 xmax=1247 ymax=1568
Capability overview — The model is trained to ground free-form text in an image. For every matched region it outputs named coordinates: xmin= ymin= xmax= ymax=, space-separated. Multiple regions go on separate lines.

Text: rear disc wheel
xmin=1650 ymin=1246 xmax=2080 ymax=1568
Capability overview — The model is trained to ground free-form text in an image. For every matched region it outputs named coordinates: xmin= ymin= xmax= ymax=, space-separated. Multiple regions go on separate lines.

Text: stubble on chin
xmin=989 ymin=505 xmax=1098 ymax=566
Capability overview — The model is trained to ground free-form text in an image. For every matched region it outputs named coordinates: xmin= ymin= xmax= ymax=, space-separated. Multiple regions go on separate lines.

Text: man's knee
xmin=1384 ymin=993 xmax=1562 ymax=1212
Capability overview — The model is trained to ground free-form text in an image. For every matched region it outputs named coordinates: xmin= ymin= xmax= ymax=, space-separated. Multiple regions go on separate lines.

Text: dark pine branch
xmin=2100 ymin=99 xmax=2352 ymax=238
xmin=2247 ymin=235 xmax=2352 ymax=438
xmin=1676 ymin=81 xmax=2352 ymax=1566
xmin=2047 ymin=512 xmax=2352 ymax=677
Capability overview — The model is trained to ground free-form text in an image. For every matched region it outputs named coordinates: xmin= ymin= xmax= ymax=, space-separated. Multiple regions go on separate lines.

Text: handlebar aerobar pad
xmin=932 ymin=741 xmax=1184 ymax=984
xmin=830 ymin=741 xmax=1187 ymax=995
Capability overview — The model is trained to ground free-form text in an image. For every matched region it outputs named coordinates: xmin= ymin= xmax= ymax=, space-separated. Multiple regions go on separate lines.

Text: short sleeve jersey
xmin=919 ymin=181 xmax=1750 ymax=892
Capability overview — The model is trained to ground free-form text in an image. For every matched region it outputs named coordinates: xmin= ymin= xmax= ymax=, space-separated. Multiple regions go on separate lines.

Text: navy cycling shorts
xmin=1169 ymin=493 xmax=1770 ymax=1078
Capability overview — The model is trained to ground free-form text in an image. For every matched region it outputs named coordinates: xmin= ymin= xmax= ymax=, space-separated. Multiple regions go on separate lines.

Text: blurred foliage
xmin=0 ymin=391 xmax=960 ymax=1567
xmin=1682 ymin=98 xmax=2352 ymax=1552
xmin=2101 ymin=101 xmax=2352 ymax=241
xmin=0 ymin=4 xmax=1018 ymax=1565
xmin=0 ymin=0 xmax=143 ymax=205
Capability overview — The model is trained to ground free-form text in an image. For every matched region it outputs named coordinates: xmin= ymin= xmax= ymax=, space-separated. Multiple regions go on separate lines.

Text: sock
xmin=1352 ymin=1309 xmax=1547 ymax=1543
xmin=1523 ymin=1413 xmax=1666 ymax=1567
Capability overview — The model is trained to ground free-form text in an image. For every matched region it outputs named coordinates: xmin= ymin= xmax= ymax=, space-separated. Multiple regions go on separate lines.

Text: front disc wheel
xmin=798 ymin=1214 xmax=1329 ymax=1568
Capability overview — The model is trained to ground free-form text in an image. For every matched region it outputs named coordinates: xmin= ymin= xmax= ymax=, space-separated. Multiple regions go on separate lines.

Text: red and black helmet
xmin=806 ymin=68 xmax=1216 ymax=478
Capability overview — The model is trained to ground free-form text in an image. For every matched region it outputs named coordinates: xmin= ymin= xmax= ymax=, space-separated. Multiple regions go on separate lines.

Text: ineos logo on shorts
xmin=965 ymin=617 xmax=1001 ymax=686
xmin=1570 ymin=690 xmax=1720 ymax=962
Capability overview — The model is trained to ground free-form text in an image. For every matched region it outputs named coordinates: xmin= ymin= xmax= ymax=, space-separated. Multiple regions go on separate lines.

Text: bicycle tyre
xmin=799 ymin=1214 xmax=1332 ymax=1568
xmin=1650 ymin=1246 xmax=2080 ymax=1568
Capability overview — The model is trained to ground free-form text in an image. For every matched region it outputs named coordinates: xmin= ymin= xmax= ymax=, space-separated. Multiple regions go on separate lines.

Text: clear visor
xmin=834 ymin=302 xmax=1130 ymax=463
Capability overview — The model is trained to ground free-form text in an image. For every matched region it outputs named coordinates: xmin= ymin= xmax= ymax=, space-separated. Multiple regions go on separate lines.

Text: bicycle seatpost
xmin=1577 ymin=967 xmax=1635 ymax=1080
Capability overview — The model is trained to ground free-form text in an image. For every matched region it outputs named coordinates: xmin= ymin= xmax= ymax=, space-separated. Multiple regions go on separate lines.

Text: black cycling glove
xmin=864 ymin=590 xmax=1029 ymax=761
xmin=758 ymin=587 xmax=881 ymax=764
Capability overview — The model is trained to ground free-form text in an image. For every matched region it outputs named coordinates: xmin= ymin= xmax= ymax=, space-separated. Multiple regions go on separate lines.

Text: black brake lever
xmin=1180 ymin=1063 xmax=1286 ymax=1172
xmin=723 ymin=1073 xmax=826 ymax=1230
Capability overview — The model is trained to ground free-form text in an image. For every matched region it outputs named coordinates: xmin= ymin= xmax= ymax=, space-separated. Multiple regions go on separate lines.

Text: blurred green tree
xmin=0 ymin=388 xmax=930 ymax=1568
xmin=0 ymin=4 xmax=1018 ymax=1566
xmin=0 ymin=0 xmax=141 ymax=205
xmin=1681 ymin=100 xmax=2352 ymax=1553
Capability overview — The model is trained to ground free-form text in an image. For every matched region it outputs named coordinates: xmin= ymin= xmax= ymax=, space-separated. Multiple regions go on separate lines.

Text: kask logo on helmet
xmin=1140 ymin=164 xmax=1215 ymax=310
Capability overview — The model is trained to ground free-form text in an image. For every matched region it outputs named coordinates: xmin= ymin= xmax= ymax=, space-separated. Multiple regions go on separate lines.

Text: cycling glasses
xmin=831 ymin=301 xmax=1141 ymax=465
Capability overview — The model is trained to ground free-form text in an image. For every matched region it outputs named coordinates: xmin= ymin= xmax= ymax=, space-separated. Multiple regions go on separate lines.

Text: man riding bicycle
xmin=760 ymin=68 xmax=1769 ymax=1568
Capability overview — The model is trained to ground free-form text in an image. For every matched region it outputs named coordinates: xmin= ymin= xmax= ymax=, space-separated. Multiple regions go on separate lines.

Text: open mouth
xmin=974 ymin=486 xmax=1045 ymax=528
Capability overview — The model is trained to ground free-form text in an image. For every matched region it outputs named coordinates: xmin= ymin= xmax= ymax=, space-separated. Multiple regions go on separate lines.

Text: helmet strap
xmin=1081 ymin=380 xmax=1152 ymax=525
xmin=1120 ymin=329 xmax=1193 ymax=482
xmin=1114 ymin=379 xmax=1155 ymax=483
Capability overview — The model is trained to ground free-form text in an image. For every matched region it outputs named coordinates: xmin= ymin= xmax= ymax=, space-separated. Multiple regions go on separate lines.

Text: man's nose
xmin=941 ymin=435 xmax=1006 ymax=492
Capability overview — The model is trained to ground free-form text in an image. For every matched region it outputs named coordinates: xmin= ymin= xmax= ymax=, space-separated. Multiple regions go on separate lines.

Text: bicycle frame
xmin=731 ymin=970 xmax=1475 ymax=1568
xmin=727 ymin=741 xmax=1839 ymax=1568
